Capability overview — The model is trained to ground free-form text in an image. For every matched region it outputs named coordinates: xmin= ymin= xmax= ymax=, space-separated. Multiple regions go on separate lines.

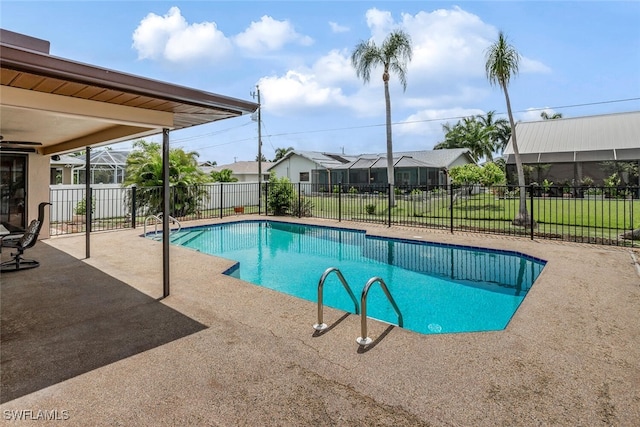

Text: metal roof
xmin=333 ymin=148 xmax=473 ymax=170
xmin=271 ymin=148 xmax=473 ymax=171
xmin=503 ymin=111 xmax=640 ymax=164
xmin=76 ymin=150 xmax=130 ymax=166
xmin=269 ymin=150 xmax=357 ymax=170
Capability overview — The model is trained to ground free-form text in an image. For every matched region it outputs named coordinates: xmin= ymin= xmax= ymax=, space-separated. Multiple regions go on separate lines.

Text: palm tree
xmin=123 ymin=140 xmax=209 ymax=216
xmin=435 ymin=114 xmax=504 ymax=163
xmin=485 ymin=31 xmax=532 ymax=227
xmin=351 ymin=30 xmax=412 ymax=206
xmin=541 ymin=111 xmax=563 ymax=120
xmin=477 ymin=110 xmax=510 ymax=158
xmin=273 ymin=146 xmax=294 ymax=162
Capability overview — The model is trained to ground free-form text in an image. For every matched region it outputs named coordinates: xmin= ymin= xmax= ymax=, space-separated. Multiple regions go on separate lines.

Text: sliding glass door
xmin=0 ymin=154 xmax=27 ymax=230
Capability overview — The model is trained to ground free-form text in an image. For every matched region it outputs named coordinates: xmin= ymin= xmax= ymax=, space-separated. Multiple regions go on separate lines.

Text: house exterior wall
xmin=29 ymin=153 xmax=51 ymax=238
xmin=270 ymin=156 xmax=324 ymax=184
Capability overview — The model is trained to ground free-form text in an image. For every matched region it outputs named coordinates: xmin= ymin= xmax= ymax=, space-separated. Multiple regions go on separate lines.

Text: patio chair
xmin=1 ymin=202 xmax=51 ymax=272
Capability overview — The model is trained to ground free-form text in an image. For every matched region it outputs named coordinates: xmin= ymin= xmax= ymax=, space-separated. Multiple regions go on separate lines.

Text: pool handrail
xmin=143 ymin=214 xmax=182 ymax=237
xmin=356 ymin=276 xmax=403 ymax=346
xmin=313 ymin=267 xmax=360 ymax=331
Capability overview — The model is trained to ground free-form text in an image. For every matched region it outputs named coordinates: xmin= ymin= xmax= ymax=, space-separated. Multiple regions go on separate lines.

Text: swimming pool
xmin=165 ymin=220 xmax=546 ymax=335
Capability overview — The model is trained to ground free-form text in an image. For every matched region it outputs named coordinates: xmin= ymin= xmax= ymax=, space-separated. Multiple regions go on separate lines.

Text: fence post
xmin=219 ymin=183 xmax=223 ymax=219
xmin=131 ymin=185 xmax=137 ymax=228
xmin=449 ymin=184 xmax=454 ymax=234
xmin=387 ymin=184 xmax=392 ymax=227
xmin=530 ymin=184 xmax=535 ymax=240
xmin=338 ymin=184 xmax=342 ymax=222
xmin=264 ymin=182 xmax=269 ymax=216
xmin=298 ymin=182 xmax=302 ymax=218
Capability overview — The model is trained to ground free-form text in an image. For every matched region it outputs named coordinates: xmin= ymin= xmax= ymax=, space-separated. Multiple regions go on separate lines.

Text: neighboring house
xmin=503 ymin=111 xmax=640 ymax=186
xmin=203 ymin=161 xmax=274 ymax=182
xmin=50 ymin=150 xmax=129 ymax=185
xmin=268 ymin=149 xmax=474 ymax=189
xmin=50 ymin=154 xmax=85 ymax=184
xmin=267 ymin=150 xmax=357 ymax=186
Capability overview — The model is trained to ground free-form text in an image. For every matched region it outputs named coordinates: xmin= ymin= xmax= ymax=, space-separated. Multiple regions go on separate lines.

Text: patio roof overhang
xmin=1 ymin=29 xmax=258 ymax=298
xmin=0 ymin=29 xmax=258 ymax=155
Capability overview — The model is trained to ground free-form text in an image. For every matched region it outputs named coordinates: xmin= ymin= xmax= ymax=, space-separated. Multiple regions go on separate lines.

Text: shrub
xmin=348 ymin=186 xmax=358 ymax=194
xmin=267 ymin=173 xmax=295 ymax=215
xmin=365 ymin=204 xmax=376 ymax=215
xmin=74 ymin=198 xmax=95 ymax=215
xmin=290 ymin=198 xmax=314 ymax=217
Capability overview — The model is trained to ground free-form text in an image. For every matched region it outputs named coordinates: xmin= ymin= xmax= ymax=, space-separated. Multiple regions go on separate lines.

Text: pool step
xmin=172 ymin=229 xmax=206 ymax=245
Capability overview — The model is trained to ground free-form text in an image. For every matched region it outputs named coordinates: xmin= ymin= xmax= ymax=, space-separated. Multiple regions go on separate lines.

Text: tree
xmin=435 ymin=116 xmax=492 ymax=162
xmin=255 ymin=154 xmax=267 ymax=162
xmin=123 ymin=140 xmax=209 ymax=216
xmin=273 ymin=147 xmax=294 ymax=162
xmin=485 ymin=31 xmax=533 ymax=227
xmin=211 ymin=168 xmax=238 ymax=182
xmin=541 ymin=111 xmax=563 ymax=120
xmin=449 ymin=163 xmax=505 ymax=186
xmin=478 ymin=110 xmax=510 ymax=155
xmin=351 ymin=29 xmax=412 ymax=206
xmin=434 ymin=112 xmax=510 ymax=162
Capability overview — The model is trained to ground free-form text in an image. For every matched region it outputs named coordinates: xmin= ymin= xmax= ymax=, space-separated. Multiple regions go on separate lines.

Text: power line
xmin=260 ymin=97 xmax=640 ymax=139
xmin=164 ymin=96 xmax=640 ymax=150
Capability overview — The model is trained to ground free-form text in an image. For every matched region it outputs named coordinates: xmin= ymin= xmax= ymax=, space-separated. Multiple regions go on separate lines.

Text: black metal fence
xmin=49 ymin=183 xmax=639 ymax=247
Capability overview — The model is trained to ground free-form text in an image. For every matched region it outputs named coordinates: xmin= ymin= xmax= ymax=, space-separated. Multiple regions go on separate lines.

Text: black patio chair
xmin=1 ymin=202 xmax=51 ymax=272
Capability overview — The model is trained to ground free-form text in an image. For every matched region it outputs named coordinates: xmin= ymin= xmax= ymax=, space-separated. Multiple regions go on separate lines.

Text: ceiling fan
xmin=0 ymin=135 xmax=42 ymax=146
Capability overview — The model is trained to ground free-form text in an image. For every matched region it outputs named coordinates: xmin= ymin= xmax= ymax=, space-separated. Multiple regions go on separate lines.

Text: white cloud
xmin=397 ymin=107 xmax=486 ymax=139
xmin=521 ymin=57 xmax=552 ymax=74
xmin=329 ymin=21 xmax=349 ymax=33
xmin=258 ymin=71 xmax=349 ymax=116
xmin=366 ymin=8 xmax=395 ymax=44
xmin=234 ymin=15 xmax=313 ymax=54
xmin=132 ymin=7 xmax=232 ymax=63
xmin=311 ymin=49 xmax=357 ymax=86
xmin=254 ymin=6 xmax=552 ymax=125
xmin=398 ymin=7 xmax=496 ymax=81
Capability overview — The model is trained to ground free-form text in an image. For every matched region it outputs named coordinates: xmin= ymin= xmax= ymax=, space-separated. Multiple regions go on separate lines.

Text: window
xmin=299 ymin=172 xmax=310 ymax=182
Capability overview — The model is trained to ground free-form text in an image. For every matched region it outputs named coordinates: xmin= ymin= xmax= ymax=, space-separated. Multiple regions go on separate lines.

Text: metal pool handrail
xmin=143 ymin=214 xmax=182 ymax=236
xmin=356 ymin=276 xmax=403 ymax=346
xmin=313 ymin=267 xmax=360 ymax=331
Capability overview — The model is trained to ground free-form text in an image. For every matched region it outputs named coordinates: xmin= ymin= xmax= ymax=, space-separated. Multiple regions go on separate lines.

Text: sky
xmin=2 ymin=1 xmax=639 ymax=166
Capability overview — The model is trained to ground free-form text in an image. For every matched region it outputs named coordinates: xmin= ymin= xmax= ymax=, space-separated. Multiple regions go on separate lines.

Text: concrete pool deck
xmin=1 ymin=216 xmax=639 ymax=426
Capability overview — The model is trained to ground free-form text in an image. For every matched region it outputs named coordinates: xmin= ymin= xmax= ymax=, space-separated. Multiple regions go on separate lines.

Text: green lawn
xmin=301 ymin=193 xmax=639 ymax=242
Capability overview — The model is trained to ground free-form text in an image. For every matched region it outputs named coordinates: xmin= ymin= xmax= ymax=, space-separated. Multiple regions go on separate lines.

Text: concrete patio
xmin=1 ymin=217 xmax=639 ymax=426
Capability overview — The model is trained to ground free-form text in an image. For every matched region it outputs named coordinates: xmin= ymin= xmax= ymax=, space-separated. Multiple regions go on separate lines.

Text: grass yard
xmin=302 ymin=193 xmax=640 ymax=243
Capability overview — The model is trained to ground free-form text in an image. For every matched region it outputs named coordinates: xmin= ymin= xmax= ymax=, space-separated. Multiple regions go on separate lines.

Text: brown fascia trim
xmin=0 ymin=29 xmax=50 ymax=54
xmin=0 ymin=43 xmax=258 ymax=115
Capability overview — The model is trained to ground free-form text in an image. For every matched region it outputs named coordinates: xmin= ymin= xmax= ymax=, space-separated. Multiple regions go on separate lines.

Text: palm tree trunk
xmin=503 ymin=85 xmax=532 ymax=227
xmin=384 ymin=79 xmax=395 ymax=207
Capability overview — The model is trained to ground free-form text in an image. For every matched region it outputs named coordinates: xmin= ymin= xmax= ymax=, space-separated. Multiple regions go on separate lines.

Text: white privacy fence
xmin=49 ymin=183 xmax=261 ymax=223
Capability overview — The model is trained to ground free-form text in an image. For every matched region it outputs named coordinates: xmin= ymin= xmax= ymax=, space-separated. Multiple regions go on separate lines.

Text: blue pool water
xmin=166 ymin=221 xmax=546 ymax=335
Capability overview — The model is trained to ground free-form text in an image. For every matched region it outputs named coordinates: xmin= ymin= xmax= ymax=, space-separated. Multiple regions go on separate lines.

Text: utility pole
xmin=250 ymin=85 xmax=263 ymax=212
